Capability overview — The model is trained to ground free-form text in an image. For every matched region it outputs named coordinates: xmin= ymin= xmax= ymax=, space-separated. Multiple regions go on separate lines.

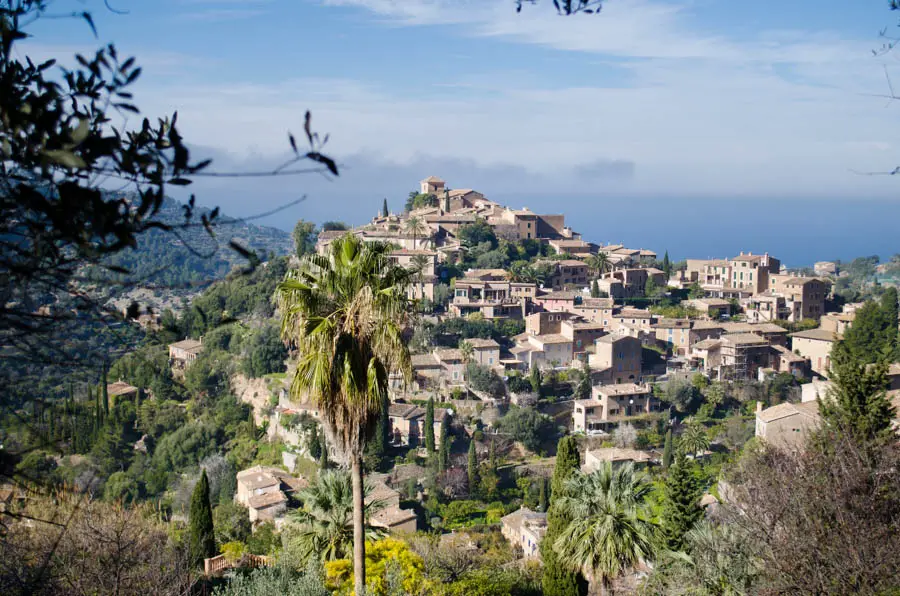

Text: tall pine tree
xmin=467 ymin=439 xmax=480 ymax=496
xmin=425 ymin=397 xmax=435 ymax=454
xmin=662 ymin=429 xmax=674 ymax=469
xmin=662 ymin=250 xmax=671 ymax=278
xmin=819 ymin=340 xmax=895 ymax=444
xmin=541 ymin=436 xmax=587 ymax=596
xmin=661 ymin=451 xmax=703 ymax=550
xmin=382 ymin=197 xmax=389 ymax=218
xmin=189 ymin=470 xmax=216 ymax=566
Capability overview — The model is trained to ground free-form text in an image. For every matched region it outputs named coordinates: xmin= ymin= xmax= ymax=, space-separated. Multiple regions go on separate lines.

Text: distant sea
xmin=489 ymin=195 xmax=900 ymax=268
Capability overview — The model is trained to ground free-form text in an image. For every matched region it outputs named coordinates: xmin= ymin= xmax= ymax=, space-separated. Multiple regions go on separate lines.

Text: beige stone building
xmin=685 ymin=252 xmax=781 ymax=297
xmin=389 ymin=249 xmax=438 ymax=302
xmin=583 ymin=448 xmax=653 ymax=470
xmin=754 ymin=401 xmax=821 ymax=450
xmin=463 ymin=338 xmax=501 ymax=367
xmin=387 ymin=403 xmax=450 ymax=447
xmin=820 ymin=311 xmax=855 ymax=335
xmin=542 ymin=259 xmax=590 ymax=290
xmin=572 ymin=383 xmax=659 ymax=432
xmin=169 ymin=338 xmax=203 ymax=369
xmin=450 ymin=277 xmax=536 ymax=319
xmin=790 ymin=328 xmax=841 ymax=378
xmin=767 ymin=275 xmax=830 ymax=320
xmin=236 ymin=466 xmax=307 ymax=523
xmin=589 ymin=334 xmax=643 ymax=384
xmin=501 ymin=507 xmax=547 ymax=559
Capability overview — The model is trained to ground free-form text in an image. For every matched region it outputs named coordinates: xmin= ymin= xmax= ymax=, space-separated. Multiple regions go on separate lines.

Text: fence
xmin=204 ymin=553 xmax=273 ymax=576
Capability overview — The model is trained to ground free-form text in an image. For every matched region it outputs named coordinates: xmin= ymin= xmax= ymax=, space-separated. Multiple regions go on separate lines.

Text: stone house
xmin=572 ymin=383 xmax=659 ymax=432
xmin=583 ymin=448 xmax=653 ymax=471
xmin=754 ymin=401 xmax=821 ymax=451
xmin=501 ymin=507 xmax=547 ymax=559
xmin=589 ymin=334 xmax=643 ymax=384
xmin=389 ymin=249 xmax=438 ymax=302
xmin=790 ymin=328 xmax=841 ymax=378
xmin=168 ymin=338 xmax=203 ymax=368
xmin=387 ymin=403 xmax=451 ymax=446
xmin=235 ymin=466 xmax=307 ymax=523
xmin=462 ymin=338 xmax=501 ymax=368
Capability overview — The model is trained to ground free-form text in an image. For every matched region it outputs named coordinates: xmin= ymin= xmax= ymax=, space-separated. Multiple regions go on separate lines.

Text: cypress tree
xmin=308 ymin=427 xmax=322 ymax=460
xmin=438 ymin=415 xmax=451 ymax=472
xmin=488 ymin=437 xmax=497 ymax=470
xmin=101 ymin=363 xmax=109 ymax=418
xmin=529 ymin=367 xmax=542 ymax=397
xmin=590 ymin=279 xmax=600 ymax=298
xmin=382 ymin=197 xmax=389 ymax=218
xmin=541 ymin=436 xmax=587 ymax=596
xmin=425 ymin=397 xmax=435 ymax=454
xmin=189 ymin=470 xmax=216 ymax=566
xmin=467 ymin=439 xmax=479 ymax=495
xmin=663 ymin=429 xmax=674 ymax=469
xmin=663 ymin=250 xmax=671 ymax=278
xmin=661 ymin=451 xmax=703 ymax=550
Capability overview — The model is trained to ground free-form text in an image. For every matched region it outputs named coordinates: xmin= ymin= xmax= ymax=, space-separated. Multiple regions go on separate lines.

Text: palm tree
xmin=404 ymin=216 xmax=427 ymax=249
xmin=553 ymin=462 xmax=657 ymax=596
xmin=679 ymin=418 xmax=710 ymax=457
xmin=276 ymin=233 xmax=411 ymax=595
xmin=459 ymin=340 xmax=474 ymax=397
xmin=286 ymin=470 xmax=387 ymax=564
xmin=588 ymin=252 xmax=612 ymax=279
xmin=410 ymin=253 xmax=430 ymax=302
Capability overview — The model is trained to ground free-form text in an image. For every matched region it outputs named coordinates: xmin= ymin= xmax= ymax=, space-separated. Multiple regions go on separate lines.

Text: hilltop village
xmin=161 ymin=177 xmax=899 ymax=566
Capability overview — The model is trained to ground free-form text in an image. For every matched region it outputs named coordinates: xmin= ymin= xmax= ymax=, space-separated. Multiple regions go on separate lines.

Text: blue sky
xmin=22 ymin=0 xmax=900 ymax=246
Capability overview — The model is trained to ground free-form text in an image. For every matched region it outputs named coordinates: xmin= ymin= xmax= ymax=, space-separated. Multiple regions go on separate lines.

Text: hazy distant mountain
xmin=90 ymin=196 xmax=294 ymax=294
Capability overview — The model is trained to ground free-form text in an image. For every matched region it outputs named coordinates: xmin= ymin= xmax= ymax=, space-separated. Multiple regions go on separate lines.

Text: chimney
xmin=756 ymin=401 xmax=763 ymax=414
xmin=199 ymin=336 xmax=203 ymax=345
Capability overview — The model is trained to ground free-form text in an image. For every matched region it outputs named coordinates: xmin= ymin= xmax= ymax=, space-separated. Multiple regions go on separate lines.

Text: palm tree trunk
xmin=350 ymin=453 xmax=366 ymax=595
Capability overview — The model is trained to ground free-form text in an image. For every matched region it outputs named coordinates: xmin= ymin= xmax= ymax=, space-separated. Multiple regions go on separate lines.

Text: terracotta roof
xmin=578 ymin=298 xmax=614 ymax=309
xmin=535 ymin=334 xmax=571 ymax=344
xmin=411 ymin=354 xmax=440 ymax=368
xmin=757 ymin=401 xmax=820 ymax=423
xmin=434 ymin=348 xmax=464 ymax=361
xmin=751 ymin=323 xmax=789 ymax=334
xmin=372 ymin=506 xmax=417 ymax=529
xmin=423 ymin=175 xmax=444 ymax=183
xmin=693 ymin=338 xmax=722 ymax=350
xmin=463 ymin=338 xmax=500 ymax=349
xmin=783 ymin=277 xmax=827 ymax=286
xmin=722 ymin=333 xmax=769 ymax=346
xmin=596 ymin=334 xmax=635 ymax=344
xmin=107 ymin=381 xmax=137 ymax=397
xmin=557 ymin=259 xmax=588 ymax=267
xmin=169 ymin=339 xmax=203 ymax=353
xmin=596 ymin=383 xmax=650 ymax=396
xmin=790 ymin=328 xmax=841 ymax=341
xmin=586 ymin=447 xmax=653 ymax=463
xmin=248 ymin=491 xmax=287 ymax=509
xmin=652 ymin=318 xmax=691 ymax=329
xmin=237 ymin=468 xmax=281 ymax=491
xmin=536 ymin=290 xmax=580 ymax=300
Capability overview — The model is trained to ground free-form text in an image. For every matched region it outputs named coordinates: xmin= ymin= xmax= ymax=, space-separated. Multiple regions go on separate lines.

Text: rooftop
xmin=434 ymin=348 xmax=464 ymax=361
xmin=757 ymin=401 xmax=820 ymax=423
xmin=534 ymin=334 xmax=572 ymax=344
xmin=169 ymin=338 xmax=203 ymax=353
xmin=248 ymin=491 xmax=287 ymax=509
xmin=596 ymin=383 xmax=650 ymax=396
xmin=586 ymin=447 xmax=653 ymax=463
xmin=790 ymin=328 xmax=842 ymax=342
xmin=463 ymin=338 xmax=500 ymax=349
xmin=721 ymin=333 xmax=769 ymax=346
